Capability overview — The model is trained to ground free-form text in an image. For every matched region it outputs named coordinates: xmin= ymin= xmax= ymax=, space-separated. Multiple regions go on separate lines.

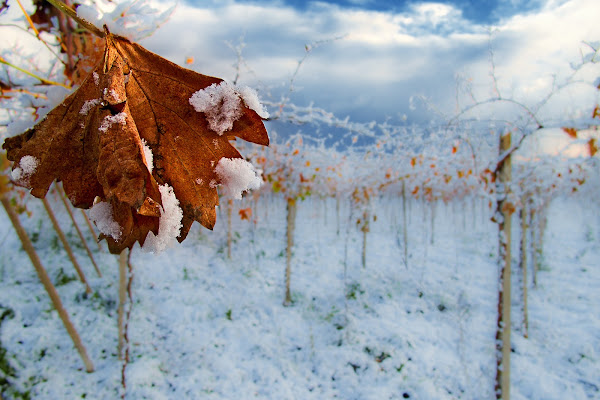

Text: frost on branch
xmin=215 ymin=158 xmax=262 ymax=200
xmin=2 ymin=33 xmax=269 ymax=254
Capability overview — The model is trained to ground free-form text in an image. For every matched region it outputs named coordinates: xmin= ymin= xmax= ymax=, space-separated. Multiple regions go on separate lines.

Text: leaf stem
xmin=0 ymin=56 xmax=71 ymax=89
xmin=45 ymin=0 xmax=105 ymax=38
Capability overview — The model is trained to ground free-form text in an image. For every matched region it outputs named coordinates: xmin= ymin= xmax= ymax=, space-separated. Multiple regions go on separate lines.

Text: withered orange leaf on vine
xmin=3 ymin=33 xmax=269 ymax=254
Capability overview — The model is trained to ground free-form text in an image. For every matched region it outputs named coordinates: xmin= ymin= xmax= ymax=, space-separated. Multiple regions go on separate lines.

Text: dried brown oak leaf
xmin=3 ymin=33 xmax=269 ymax=254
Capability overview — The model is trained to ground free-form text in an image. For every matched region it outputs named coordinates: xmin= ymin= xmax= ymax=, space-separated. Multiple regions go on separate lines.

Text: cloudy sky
xmin=138 ymin=0 xmax=600 ymax=128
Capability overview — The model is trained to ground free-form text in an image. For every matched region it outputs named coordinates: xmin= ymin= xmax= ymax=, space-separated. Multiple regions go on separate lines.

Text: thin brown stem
xmin=46 ymin=0 xmax=105 ymax=38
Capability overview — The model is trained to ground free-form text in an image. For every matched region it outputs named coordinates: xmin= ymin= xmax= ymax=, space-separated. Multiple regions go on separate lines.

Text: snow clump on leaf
xmin=215 ymin=158 xmax=262 ymax=200
xmin=141 ymin=139 xmax=154 ymax=173
xmin=11 ymin=156 xmax=39 ymax=186
xmin=189 ymin=82 xmax=269 ymax=135
xmin=89 ymin=201 xmax=122 ymax=240
xmin=237 ymin=86 xmax=270 ymax=119
xmin=99 ymin=112 xmax=127 ymax=133
xmin=189 ymin=81 xmax=243 ymax=135
xmin=142 ymin=184 xmax=183 ymax=253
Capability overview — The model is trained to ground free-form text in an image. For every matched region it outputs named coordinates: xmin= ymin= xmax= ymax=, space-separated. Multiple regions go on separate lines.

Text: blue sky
xmin=184 ymin=0 xmax=547 ymax=24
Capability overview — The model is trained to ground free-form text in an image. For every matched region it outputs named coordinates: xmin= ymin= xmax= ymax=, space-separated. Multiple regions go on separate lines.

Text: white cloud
xmin=4 ymin=0 xmax=597 ymax=126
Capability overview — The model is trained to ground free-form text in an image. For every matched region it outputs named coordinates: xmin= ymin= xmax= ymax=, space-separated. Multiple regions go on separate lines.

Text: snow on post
xmin=214 ymin=157 xmax=262 ymax=200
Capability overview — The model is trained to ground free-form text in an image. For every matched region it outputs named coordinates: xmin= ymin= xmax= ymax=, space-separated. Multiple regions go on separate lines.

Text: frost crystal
xmin=142 ymin=184 xmax=183 ymax=253
xmin=141 ymin=139 xmax=154 ymax=173
xmin=189 ymin=82 xmax=269 ymax=134
xmin=11 ymin=155 xmax=39 ymax=186
xmin=89 ymin=201 xmax=122 ymax=240
xmin=80 ymin=99 xmax=101 ymax=115
xmin=99 ymin=112 xmax=127 ymax=132
xmin=214 ymin=158 xmax=262 ymax=200
xmin=237 ymin=85 xmax=270 ymax=119
xmin=189 ymin=81 xmax=242 ymax=135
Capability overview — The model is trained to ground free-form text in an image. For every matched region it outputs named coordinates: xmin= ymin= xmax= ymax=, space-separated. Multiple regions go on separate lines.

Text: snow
xmin=98 ymin=112 xmax=127 ymax=133
xmin=189 ymin=82 xmax=269 ymax=135
xmin=140 ymin=139 xmax=154 ymax=173
xmin=237 ymin=85 xmax=270 ymax=119
xmin=76 ymin=0 xmax=174 ymax=41
xmin=0 ymin=192 xmax=598 ymax=399
xmin=6 ymin=119 xmax=35 ymax=137
xmin=189 ymin=81 xmax=243 ymax=135
xmin=10 ymin=155 xmax=39 ymax=186
xmin=142 ymin=184 xmax=183 ymax=253
xmin=88 ymin=201 xmax=122 ymax=240
xmin=214 ymin=157 xmax=262 ymax=199
xmin=79 ymin=99 xmax=101 ymax=115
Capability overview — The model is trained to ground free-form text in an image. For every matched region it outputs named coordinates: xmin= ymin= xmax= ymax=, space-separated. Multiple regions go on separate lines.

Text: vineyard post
xmin=530 ymin=199 xmax=538 ymax=287
xmin=401 ymin=180 xmax=408 ymax=268
xmin=80 ymin=209 xmax=103 ymax=252
xmin=495 ymin=131 xmax=513 ymax=400
xmin=56 ymin=184 xmax=102 ymax=277
xmin=42 ymin=197 xmax=92 ymax=294
xmin=336 ymin=195 xmax=340 ymax=236
xmin=430 ymin=199 xmax=436 ymax=245
xmin=1 ymin=189 xmax=94 ymax=373
xmin=361 ymin=210 xmax=368 ymax=269
xmin=227 ymin=199 xmax=233 ymax=259
xmin=284 ymin=197 xmax=297 ymax=306
xmin=117 ymin=249 xmax=128 ymax=360
xmin=519 ymin=194 xmax=529 ymax=338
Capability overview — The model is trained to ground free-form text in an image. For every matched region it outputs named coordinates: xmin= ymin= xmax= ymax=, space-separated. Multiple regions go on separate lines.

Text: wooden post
xmin=284 ymin=197 xmax=297 ymax=306
xmin=495 ymin=132 xmax=512 ymax=400
xmin=56 ymin=184 xmax=102 ymax=277
xmin=520 ymin=197 xmax=529 ymax=338
xmin=530 ymin=206 xmax=538 ymax=288
xmin=227 ymin=199 xmax=233 ymax=259
xmin=81 ymin=209 xmax=103 ymax=252
xmin=117 ymin=249 xmax=128 ymax=360
xmin=361 ymin=210 xmax=368 ymax=269
xmin=402 ymin=180 xmax=408 ymax=268
xmin=42 ymin=197 xmax=92 ymax=294
xmin=1 ymin=194 xmax=94 ymax=372
xmin=430 ymin=200 xmax=436 ymax=245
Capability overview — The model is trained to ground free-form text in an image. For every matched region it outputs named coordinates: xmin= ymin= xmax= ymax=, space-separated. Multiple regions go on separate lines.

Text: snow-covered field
xmin=0 ymin=192 xmax=598 ymax=399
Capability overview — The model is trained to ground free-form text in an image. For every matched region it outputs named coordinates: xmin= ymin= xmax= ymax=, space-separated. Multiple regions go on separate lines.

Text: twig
xmin=46 ymin=0 xmax=105 ymax=38
xmin=14 ymin=0 xmax=40 ymax=37
xmin=0 ymin=55 xmax=71 ymax=89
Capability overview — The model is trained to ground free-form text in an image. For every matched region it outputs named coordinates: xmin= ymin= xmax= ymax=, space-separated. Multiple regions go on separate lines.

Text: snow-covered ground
xmin=0 ymin=192 xmax=598 ymax=399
